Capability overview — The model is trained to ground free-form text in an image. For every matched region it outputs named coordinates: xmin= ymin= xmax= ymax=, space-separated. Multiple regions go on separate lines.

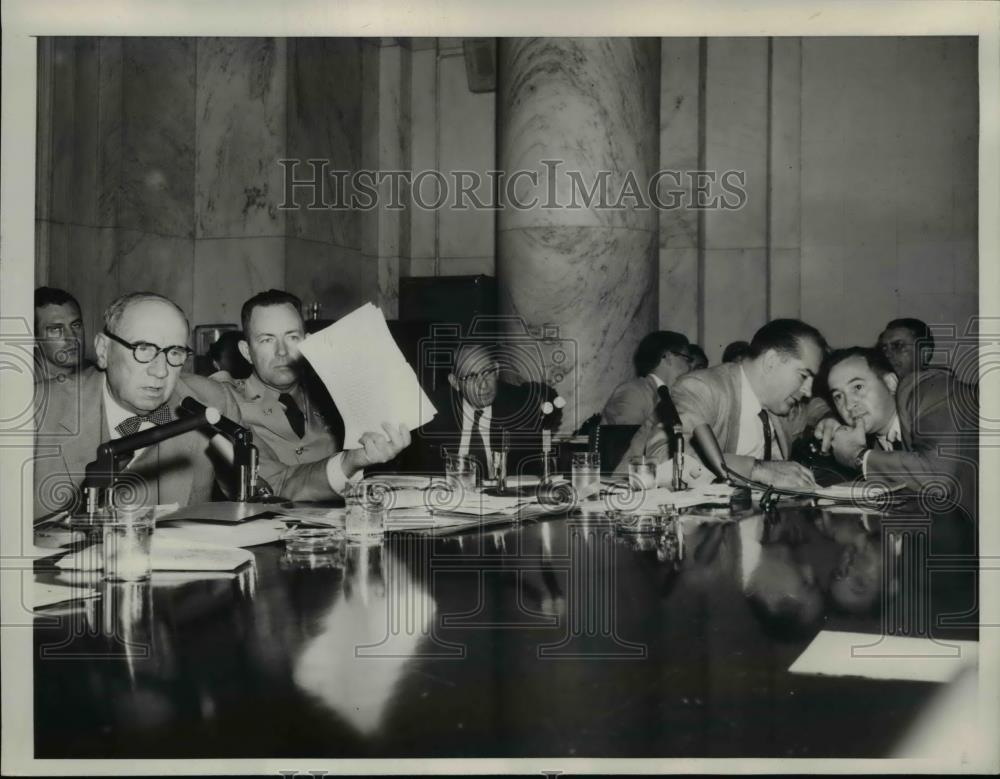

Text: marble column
xmin=497 ymin=39 xmax=660 ymax=433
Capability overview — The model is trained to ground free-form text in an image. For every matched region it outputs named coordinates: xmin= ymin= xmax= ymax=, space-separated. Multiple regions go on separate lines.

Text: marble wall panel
xmin=96 ymin=37 xmax=124 ymax=227
xmin=407 ymin=47 xmax=438 ymax=262
xmin=704 ymin=39 xmax=768 ymax=251
xmin=192 ymin=237 xmax=286 ymax=326
xmin=659 ymin=38 xmax=701 ymax=252
xmin=286 ymin=38 xmax=363 ymax=249
xmin=57 ymin=225 xmax=118 ymax=361
xmin=659 ymin=247 xmax=699 ymax=339
xmin=702 ymin=249 xmax=767 ymax=362
xmin=48 ymin=38 xmax=84 ymax=225
xmin=770 ymin=38 xmax=801 ymax=252
xmin=116 ymin=229 xmax=195 ymax=319
xmin=437 ymin=52 xmax=495 ymax=264
xmin=285 ymin=238 xmax=366 ymax=322
xmin=119 ymin=38 xmax=196 ymax=238
xmin=195 ymin=38 xmax=287 ymax=239
xmin=769 ymin=248 xmax=801 ymax=322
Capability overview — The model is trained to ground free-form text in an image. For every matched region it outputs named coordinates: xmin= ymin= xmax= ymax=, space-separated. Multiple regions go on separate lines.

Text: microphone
xmin=104 ymin=404 xmax=220 ymax=458
xmin=691 ymin=422 xmax=729 ymax=483
xmin=179 ymin=396 xmax=250 ymax=443
xmin=178 ymin=396 xmax=263 ymax=502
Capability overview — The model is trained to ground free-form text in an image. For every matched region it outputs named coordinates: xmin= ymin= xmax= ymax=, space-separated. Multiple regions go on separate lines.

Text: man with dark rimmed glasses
xmin=32 ymin=291 xmax=242 ymax=521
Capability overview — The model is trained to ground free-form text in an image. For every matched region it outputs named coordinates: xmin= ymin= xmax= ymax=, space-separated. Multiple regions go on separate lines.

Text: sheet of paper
xmin=156 ymin=501 xmax=274 ymax=524
xmin=33 ymin=581 xmax=99 ymax=610
xmin=155 ymin=518 xmax=287 ymax=547
xmin=789 ymin=631 xmax=978 ymax=682
xmin=297 ymin=302 xmax=437 ymax=447
xmin=54 ymin=532 xmax=259 ymax=571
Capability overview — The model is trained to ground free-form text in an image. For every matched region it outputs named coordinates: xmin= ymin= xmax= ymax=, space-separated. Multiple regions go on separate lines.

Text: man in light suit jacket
xmin=33 ymin=292 xmax=240 ymax=521
xmin=601 ymin=330 xmax=693 ymax=425
xmin=230 ymin=289 xmax=410 ymax=501
xmin=823 ymin=346 xmax=978 ymax=520
xmin=619 ymin=319 xmax=830 ymax=490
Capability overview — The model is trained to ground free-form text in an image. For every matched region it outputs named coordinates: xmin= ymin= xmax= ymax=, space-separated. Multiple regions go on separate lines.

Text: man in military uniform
xmin=229 ymin=289 xmax=409 ymax=501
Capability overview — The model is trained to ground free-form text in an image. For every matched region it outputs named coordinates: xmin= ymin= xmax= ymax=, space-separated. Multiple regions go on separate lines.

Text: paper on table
xmin=297 ymin=302 xmax=437 ymax=447
xmin=156 ymin=518 xmax=287 ymax=547
xmin=812 ymin=482 xmax=905 ymax=502
xmin=33 ymin=581 xmax=99 ymax=610
xmin=789 ymin=631 xmax=978 ymax=682
xmin=55 ymin=533 xmax=256 ymax=571
xmin=156 ymin=501 xmax=274 ymax=524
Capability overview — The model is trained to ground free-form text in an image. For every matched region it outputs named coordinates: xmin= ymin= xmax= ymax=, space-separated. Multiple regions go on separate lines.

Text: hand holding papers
xmin=297 ymin=303 xmax=436 ymax=451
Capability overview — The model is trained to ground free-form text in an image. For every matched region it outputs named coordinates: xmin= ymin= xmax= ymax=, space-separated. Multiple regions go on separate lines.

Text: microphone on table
xmin=178 ymin=397 xmax=267 ymax=501
xmin=80 ymin=403 xmax=221 ymax=515
xmin=656 ymin=386 xmax=687 ymax=491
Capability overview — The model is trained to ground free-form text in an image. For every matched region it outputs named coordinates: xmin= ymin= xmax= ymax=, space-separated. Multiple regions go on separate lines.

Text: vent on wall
xmin=463 ymin=38 xmax=496 ymax=93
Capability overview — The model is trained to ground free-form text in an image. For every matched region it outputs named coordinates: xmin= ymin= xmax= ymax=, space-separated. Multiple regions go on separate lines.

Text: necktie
xmin=279 ymin=393 xmax=306 ymax=439
xmin=467 ymin=407 xmax=490 ymax=478
xmin=115 ymin=404 xmax=173 ymax=437
xmin=757 ymin=409 xmax=773 ymax=461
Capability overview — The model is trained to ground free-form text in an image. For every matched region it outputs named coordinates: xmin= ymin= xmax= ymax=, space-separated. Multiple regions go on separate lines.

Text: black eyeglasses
xmin=664 ymin=350 xmax=693 ymax=365
xmin=457 ymin=364 xmax=500 ymax=383
xmin=103 ymin=329 xmax=193 ymax=367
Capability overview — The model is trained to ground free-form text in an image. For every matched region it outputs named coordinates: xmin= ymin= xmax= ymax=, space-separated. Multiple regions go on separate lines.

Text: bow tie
xmin=115 ymin=404 xmax=173 ymax=437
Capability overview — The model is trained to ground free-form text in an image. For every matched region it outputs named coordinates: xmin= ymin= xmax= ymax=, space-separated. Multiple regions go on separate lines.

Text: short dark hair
xmin=883 ymin=317 xmax=934 ymax=361
xmin=35 ymin=286 xmax=80 ymax=312
xmin=240 ymin=289 xmax=303 ymax=335
xmin=687 ymin=343 xmax=708 ymax=369
xmin=818 ymin=346 xmax=895 ymax=403
xmin=722 ymin=340 xmax=752 ymax=363
xmin=633 ymin=331 xmax=690 ymax=376
xmin=748 ymin=319 xmax=828 ymax=360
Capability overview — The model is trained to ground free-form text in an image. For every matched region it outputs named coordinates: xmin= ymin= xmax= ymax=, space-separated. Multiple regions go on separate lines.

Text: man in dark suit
xmin=407 ymin=343 xmax=557 ymax=478
xmin=600 ymin=330 xmax=692 ymax=425
xmin=822 ymin=346 xmax=978 ymax=519
xmin=33 ymin=292 xmax=241 ymax=520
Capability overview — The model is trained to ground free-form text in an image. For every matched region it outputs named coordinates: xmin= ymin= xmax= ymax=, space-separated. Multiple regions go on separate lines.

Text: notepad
xmin=790 ymin=631 xmax=978 ymax=682
xmin=298 ymin=302 xmax=437 ymax=448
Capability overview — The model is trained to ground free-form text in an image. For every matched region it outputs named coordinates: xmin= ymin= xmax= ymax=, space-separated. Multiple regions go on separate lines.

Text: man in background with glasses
xmin=407 ymin=342 xmax=559 ymax=478
xmin=876 ymin=318 xmax=935 ymax=381
xmin=601 ymin=330 xmax=693 ymax=425
xmin=33 ymin=291 xmax=242 ymax=520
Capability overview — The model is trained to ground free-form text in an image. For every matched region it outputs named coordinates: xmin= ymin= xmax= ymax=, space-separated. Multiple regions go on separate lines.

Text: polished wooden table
xmin=33 ymin=500 xmax=977 ymax=759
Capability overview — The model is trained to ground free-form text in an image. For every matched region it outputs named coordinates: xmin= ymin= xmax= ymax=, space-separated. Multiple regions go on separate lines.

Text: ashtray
xmin=611 ymin=511 xmax=676 ymax=535
xmin=282 ymin=526 xmax=346 ymax=554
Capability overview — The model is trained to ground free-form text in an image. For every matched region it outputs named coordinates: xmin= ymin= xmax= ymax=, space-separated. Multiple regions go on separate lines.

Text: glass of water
xmin=345 ymin=481 xmax=389 ymax=541
xmin=101 ymin=508 xmax=155 ymax=582
xmin=571 ymin=451 xmax=601 ymax=500
xmin=444 ymin=450 xmax=480 ymax=493
xmin=628 ymin=456 xmax=657 ymax=491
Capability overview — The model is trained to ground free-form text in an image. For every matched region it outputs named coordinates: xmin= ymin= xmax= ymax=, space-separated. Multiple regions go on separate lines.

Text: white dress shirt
xmin=735 ymin=365 xmax=776 ymax=459
xmin=458 ymin=398 xmax=494 ymax=477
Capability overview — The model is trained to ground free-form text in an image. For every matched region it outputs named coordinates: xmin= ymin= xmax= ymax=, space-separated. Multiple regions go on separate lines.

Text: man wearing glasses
xmin=601 ymin=330 xmax=693 ymax=425
xmin=876 ymin=318 xmax=934 ymax=381
xmin=407 ymin=342 xmax=558 ymax=477
xmin=33 ymin=292 xmax=241 ymax=520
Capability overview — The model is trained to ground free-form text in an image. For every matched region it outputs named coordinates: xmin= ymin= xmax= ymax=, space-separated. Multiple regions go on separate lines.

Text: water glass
xmin=101 ymin=509 xmax=155 ymax=582
xmin=628 ymin=456 xmax=657 ymax=490
xmin=571 ymin=451 xmax=601 ymax=500
xmin=444 ymin=451 xmax=480 ymax=492
xmin=345 ymin=481 xmax=389 ymax=540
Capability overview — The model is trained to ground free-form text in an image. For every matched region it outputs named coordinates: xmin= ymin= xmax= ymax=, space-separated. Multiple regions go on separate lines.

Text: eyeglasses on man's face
xmin=103 ymin=329 xmax=193 ymax=367
xmin=456 ymin=364 xmax=500 ymax=383
xmin=664 ymin=350 xmax=693 ymax=366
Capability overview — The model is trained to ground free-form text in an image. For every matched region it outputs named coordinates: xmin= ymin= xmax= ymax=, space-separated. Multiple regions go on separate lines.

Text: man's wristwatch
xmin=852 ymin=447 xmax=869 ymax=472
